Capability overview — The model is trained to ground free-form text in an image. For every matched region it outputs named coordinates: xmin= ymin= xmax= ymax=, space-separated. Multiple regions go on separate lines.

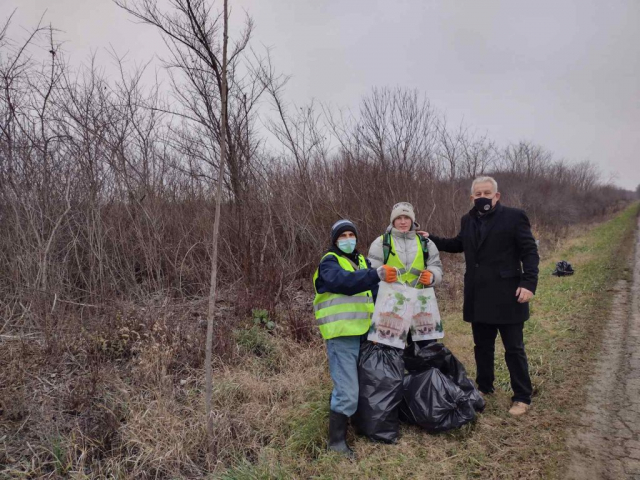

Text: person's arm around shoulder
xmin=424 ymin=216 xmax=466 ymax=253
xmin=367 ymin=236 xmax=384 ymax=269
xmin=424 ymin=240 xmax=443 ymax=287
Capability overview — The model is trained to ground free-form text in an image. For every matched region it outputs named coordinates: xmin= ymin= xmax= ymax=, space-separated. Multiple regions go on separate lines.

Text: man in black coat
xmin=425 ymin=176 xmax=539 ymax=416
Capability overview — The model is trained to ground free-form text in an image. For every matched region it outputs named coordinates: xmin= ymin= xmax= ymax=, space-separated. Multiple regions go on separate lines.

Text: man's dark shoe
xmin=328 ymin=410 xmax=355 ymax=459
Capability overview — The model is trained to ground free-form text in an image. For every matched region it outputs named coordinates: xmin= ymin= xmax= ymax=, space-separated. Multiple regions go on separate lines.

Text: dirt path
xmin=566 ymin=215 xmax=640 ymax=479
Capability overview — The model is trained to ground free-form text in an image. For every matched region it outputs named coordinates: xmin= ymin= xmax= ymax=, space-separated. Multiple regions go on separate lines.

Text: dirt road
xmin=566 ymin=215 xmax=640 ymax=479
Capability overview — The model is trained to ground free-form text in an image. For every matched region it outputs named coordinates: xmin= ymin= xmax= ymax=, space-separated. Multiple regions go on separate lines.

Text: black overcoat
xmin=429 ymin=203 xmax=539 ymax=325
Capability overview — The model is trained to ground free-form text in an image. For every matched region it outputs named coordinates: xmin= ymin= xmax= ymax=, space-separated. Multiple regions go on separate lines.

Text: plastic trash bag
xmin=353 ymin=341 xmax=404 ymax=443
xmin=553 ymin=260 xmax=574 ymax=276
xmin=403 ymin=342 xmax=485 ymax=412
xmin=456 ymin=376 xmax=485 ymax=413
xmin=399 ymin=368 xmax=476 ymax=433
xmin=403 ymin=341 xmax=451 ymax=373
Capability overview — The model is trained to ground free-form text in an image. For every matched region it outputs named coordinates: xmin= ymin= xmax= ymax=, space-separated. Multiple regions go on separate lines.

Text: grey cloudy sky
xmin=4 ymin=0 xmax=639 ymax=189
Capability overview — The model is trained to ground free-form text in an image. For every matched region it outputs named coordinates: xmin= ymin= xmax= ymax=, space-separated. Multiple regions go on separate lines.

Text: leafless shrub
xmin=0 ymin=18 xmax=631 ymax=328
xmin=0 ymin=8 xmax=635 ymax=475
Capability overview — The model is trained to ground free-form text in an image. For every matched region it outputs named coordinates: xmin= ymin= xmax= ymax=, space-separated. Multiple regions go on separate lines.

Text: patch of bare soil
xmin=566 ymin=215 xmax=640 ymax=479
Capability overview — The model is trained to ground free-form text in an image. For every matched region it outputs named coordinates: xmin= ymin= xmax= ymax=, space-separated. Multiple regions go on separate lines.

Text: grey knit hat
xmin=390 ymin=202 xmax=416 ymax=224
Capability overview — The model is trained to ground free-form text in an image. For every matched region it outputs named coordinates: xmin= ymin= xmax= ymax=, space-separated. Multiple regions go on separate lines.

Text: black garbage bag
xmin=353 ymin=341 xmax=404 ymax=443
xmin=553 ymin=260 xmax=574 ymax=276
xmin=457 ymin=376 xmax=485 ymax=413
xmin=399 ymin=368 xmax=476 ymax=433
xmin=403 ymin=341 xmax=451 ymax=373
xmin=403 ymin=342 xmax=485 ymax=412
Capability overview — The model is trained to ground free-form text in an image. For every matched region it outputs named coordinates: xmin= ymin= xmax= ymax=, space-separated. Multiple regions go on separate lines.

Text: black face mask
xmin=474 ymin=197 xmax=493 ymax=213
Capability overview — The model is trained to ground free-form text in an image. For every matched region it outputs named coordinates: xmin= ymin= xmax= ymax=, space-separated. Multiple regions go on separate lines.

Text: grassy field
xmin=214 ymin=203 xmax=639 ymax=480
xmin=1 ymin=203 xmax=638 ymax=479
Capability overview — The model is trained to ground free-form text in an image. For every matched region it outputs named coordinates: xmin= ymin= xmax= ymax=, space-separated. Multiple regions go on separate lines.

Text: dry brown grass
xmin=0 ymin=295 xmax=327 ymax=478
xmin=1 ymin=204 xmax=638 ymax=479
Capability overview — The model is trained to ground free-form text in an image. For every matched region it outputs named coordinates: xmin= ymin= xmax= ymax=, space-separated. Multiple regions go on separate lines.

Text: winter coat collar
xmin=385 ymin=225 xmax=417 ymax=239
xmin=472 ymin=202 xmax=504 ymax=251
xmin=383 ymin=227 xmax=420 ymax=270
xmin=469 ymin=201 xmax=502 ymax=219
xmin=326 ymin=246 xmax=362 ymax=268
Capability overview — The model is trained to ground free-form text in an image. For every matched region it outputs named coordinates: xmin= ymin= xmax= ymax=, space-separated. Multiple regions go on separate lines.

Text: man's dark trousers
xmin=472 ymin=322 xmax=532 ymax=404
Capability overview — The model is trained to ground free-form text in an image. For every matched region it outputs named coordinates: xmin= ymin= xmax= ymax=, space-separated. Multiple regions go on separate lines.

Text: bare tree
xmin=258 ymin=54 xmax=328 ymax=181
xmin=569 ymin=160 xmax=600 ymax=191
xmin=435 ymin=116 xmax=465 ymax=181
xmin=354 ymin=87 xmax=437 ymax=173
xmin=459 ymin=131 xmax=497 ymax=178
xmin=115 ymin=0 xmax=240 ymax=457
xmin=205 ymin=0 xmax=228 ymax=455
xmin=0 ymin=15 xmax=77 ymax=333
xmin=500 ymin=141 xmax=553 ymax=178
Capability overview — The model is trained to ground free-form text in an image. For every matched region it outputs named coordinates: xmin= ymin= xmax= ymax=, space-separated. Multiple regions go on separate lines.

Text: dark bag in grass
xmin=403 ymin=342 xmax=485 ymax=412
xmin=399 ymin=368 xmax=476 ymax=433
xmin=353 ymin=341 xmax=404 ymax=444
xmin=552 ymin=260 xmax=574 ymax=276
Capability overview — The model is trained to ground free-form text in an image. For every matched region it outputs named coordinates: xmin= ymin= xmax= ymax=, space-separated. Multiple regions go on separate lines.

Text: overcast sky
xmin=3 ymin=0 xmax=639 ymax=190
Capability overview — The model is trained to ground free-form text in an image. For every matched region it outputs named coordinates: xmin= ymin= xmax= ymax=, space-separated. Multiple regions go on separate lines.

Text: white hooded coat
xmin=368 ymin=226 xmax=443 ymax=287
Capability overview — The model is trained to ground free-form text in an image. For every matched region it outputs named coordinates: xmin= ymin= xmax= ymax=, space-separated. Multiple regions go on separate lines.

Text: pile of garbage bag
xmin=403 ymin=342 xmax=485 ymax=413
xmin=352 ymin=342 xmax=404 ymax=443
xmin=399 ymin=368 xmax=476 ymax=432
xmin=552 ymin=260 xmax=574 ymax=276
xmin=353 ymin=341 xmax=484 ymax=442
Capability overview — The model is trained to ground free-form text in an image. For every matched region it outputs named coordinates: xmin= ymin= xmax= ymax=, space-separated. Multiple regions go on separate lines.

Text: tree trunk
xmin=205 ymin=0 xmax=229 ymax=458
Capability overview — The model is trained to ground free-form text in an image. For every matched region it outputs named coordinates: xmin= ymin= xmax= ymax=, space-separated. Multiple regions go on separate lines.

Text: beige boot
xmin=508 ymin=401 xmax=530 ymax=416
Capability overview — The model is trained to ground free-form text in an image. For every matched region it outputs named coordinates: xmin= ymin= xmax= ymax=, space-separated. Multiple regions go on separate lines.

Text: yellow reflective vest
xmin=383 ymin=235 xmax=425 ymax=288
xmin=312 ymin=252 xmax=374 ymax=340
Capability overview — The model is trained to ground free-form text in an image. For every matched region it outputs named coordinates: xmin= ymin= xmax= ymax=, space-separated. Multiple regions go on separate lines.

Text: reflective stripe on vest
xmin=312 ymin=252 xmax=374 ymax=340
xmin=313 ymin=295 xmax=373 ymax=313
xmin=383 ymin=235 xmax=425 ymax=288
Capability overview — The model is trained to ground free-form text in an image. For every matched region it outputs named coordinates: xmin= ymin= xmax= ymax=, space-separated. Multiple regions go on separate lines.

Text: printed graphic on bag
xmin=368 ymin=284 xmax=412 ymax=348
xmin=410 ymin=291 xmax=443 ymax=341
xmin=377 ymin=312 xmax=404 ymax=340
xmin=369 ymin=283 xmax=443 ymax=348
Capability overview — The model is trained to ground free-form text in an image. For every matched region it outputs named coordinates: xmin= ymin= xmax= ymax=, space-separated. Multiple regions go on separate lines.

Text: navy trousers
xmin=471 ymin=322 xmax=532 ymax=404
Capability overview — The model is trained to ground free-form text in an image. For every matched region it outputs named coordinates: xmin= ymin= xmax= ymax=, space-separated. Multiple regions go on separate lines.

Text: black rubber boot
xmin=328 ymin=410 xmax=355 ymax=459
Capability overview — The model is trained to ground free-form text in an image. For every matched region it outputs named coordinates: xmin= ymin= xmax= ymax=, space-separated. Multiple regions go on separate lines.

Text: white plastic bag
xmin=409 ymin=287 xmax=443 ymax=342
xmin=368 ymin=282 xmax=443 ymax=348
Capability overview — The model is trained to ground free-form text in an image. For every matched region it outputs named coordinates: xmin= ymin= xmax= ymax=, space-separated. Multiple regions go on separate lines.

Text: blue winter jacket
xmin=314 ymin=248 xmax=380 ymax=301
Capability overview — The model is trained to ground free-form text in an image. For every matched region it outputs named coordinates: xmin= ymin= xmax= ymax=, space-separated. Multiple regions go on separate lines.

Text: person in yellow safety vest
xmin=368 ymin=202 xmax=444 ymax=346
xmin=313 ymin=219 xmax=397 ymax=457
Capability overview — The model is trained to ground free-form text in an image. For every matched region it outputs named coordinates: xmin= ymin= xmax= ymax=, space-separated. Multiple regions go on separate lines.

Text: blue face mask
xmin=337 ymin=238 xmax=357 ymax=254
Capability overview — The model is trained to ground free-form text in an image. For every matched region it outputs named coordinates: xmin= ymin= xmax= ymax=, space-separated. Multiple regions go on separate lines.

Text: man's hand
xmin=418 ymin=270 xmax=433 ymax=286
xmin=377 ymin=265 xmax=398 ymax=283
xmin=515 ymin=287 xmax=534 ymax=303
xmin=417 ymin=231 xmax=429 ymax=238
